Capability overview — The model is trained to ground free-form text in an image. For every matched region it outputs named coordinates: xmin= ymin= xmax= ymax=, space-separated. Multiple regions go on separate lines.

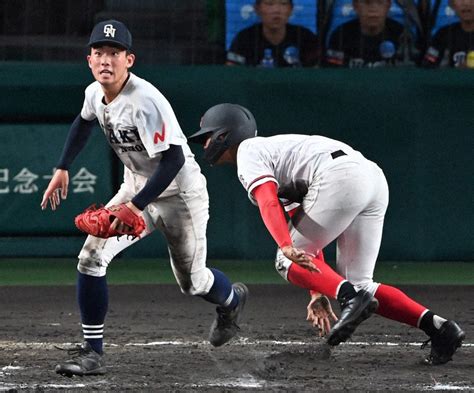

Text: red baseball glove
xmin=75 ymin=203 xmax=146 ymax=239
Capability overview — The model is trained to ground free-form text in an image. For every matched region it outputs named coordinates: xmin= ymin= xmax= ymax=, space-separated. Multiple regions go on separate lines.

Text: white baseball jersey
xmin=239 ymin=135 xmax=389 ymax=296
xmin=237 ymin=134 xmax=360 ymax=209
xmin=78 ymin=72 xmax=213 ymax=294
xmin=81 ymin=72 xmax=201 ymax=198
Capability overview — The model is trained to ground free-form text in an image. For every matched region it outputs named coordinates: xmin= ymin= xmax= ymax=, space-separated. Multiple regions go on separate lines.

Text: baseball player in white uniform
xmin=40 ymin=21 xmax=248 ymax=377
xmin=188 ymin=103 xmax=465 ymax=365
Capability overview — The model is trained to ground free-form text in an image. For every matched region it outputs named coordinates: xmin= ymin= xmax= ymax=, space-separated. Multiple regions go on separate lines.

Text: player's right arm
xmin=41 ymin=169 xmax=69 ymax=211
xmin=252 ymin=182 xmax=318 ymax=272
xmin=41 ymin=114 xmax=96 ymax=210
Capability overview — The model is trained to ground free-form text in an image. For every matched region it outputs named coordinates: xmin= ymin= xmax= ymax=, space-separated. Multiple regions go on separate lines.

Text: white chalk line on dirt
xmin=0 ymin=339 xmax=472 ymax=349
xmin=1 ymin=383 xmax=86 ymax=390
xmin=0 ymin=365 xmax=268 ymax=391
xmin=1 ymin=343 xmax=472 ymax=392
xmin=124 ymin=339 xmax=474 ymax=348
xmin=0 ymin=381 xmax=108 ymax=391
xmin=424 ymin=384 xmax=474 ymax=391
xmin=198 ymin=374 xmax=265 ymax=389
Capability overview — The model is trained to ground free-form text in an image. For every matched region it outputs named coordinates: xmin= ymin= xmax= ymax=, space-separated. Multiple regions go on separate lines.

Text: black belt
xmin=331 ymin=150 xmax=347 ymax=159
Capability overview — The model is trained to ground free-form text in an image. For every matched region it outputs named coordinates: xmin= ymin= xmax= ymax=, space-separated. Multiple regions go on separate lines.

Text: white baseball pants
xmin=277 ymin=152 xmax=389 ymax=295
xmin=77 ymin=169 xmax=214 ymax=295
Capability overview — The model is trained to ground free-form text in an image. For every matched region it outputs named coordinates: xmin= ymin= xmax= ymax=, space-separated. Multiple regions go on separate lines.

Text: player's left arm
xmin=306 ymin=292 xmax=338 ymax=336
xmin=109 ymin=144 xmax=184 ymax=233
xmin=277 ymin=199 xmax=335 ymax=333
xmin=253 ymin=182 xmax=335 ymax=332
xmin=131 ymin=102 xmax=185 ymax=212
xmin=132 ymin=144 xmax=184 ymax=210
xmin=252 ymin=182 xmax=318 ymax=272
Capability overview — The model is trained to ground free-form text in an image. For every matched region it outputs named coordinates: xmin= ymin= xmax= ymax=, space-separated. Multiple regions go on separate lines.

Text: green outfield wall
xmin=0 ymin=63 xmax=472 ymax=261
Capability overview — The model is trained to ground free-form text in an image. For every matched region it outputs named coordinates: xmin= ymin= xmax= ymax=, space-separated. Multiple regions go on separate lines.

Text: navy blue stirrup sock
xmin=201 ymin=268 xmax=239 ymax=311
xmin=77 ymin=272 xmax=108 ymax=355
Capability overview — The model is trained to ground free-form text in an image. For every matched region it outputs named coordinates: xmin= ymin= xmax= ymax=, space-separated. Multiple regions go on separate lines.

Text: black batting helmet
xmin=188 ymin=103 xmax=257 ymax=165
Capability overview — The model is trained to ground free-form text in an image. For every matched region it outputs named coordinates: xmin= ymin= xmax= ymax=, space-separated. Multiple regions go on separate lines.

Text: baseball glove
xmin=75 ymin=203 xmax=146 ymax=239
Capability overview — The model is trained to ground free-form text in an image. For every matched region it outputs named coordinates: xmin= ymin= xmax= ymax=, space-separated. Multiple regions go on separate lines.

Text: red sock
xmin=375 ymin=284 xmax=427 ymax=327
xmin=287 ymin=257 xmax=345 ymax=299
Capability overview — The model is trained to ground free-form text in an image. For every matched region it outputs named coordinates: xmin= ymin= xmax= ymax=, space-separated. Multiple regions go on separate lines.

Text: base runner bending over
xmin=188 ymin=103 xmax=464 ymax=365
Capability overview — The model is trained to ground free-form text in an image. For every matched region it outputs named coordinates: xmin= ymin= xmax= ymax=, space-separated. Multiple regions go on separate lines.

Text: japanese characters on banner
xmin=0 ymin=124 xmax=114 ymax=235
xmin=0 ymin=167 xmax=97 ymax=195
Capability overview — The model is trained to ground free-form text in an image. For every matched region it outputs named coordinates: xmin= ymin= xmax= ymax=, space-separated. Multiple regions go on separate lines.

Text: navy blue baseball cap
xmin=88 ymin=19 xmax=132 ymax=50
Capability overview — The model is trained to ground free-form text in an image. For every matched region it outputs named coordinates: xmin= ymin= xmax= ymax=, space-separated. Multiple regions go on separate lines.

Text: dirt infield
xmin=0 ymin=284 xmax=472 ymax=391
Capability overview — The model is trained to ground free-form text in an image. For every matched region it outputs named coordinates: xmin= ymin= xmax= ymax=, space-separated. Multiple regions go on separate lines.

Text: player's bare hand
xmin=41 ymin=169 xmax=69 ymax=211
xmin=306 ymin=293 xmax=338 ymax=337
xmin=281 ymin=245 xmax=320 ymax=272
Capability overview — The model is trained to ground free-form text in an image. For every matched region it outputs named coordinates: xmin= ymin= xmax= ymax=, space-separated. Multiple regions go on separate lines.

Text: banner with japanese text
xmin=0 ymin=124 xmax=115 ymax=235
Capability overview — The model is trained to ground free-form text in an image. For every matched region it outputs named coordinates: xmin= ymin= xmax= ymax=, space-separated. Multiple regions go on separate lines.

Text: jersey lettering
xmin=117 ymin=130 xmax=136 ymax=143
xmin=154 ymin=123 xmax=166 ymax=144
xmin=108 ymin=128 xmax=121 ymax=144
xmin=107 ymin=127 xmax=140 ymax=144
xmin=120 ymin=144 xmax=146 ymax=153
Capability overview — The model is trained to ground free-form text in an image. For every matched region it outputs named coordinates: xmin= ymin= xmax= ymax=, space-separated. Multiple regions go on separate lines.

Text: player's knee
xmin=77 ymin=256 xmax=108 ymax=277
xmin=275 ymin=249 xmax=292 ymax=281
xmin=177 ymin=268 xmax=213 ymax=296
xmin=354 ymin=281 xmax=379 ymax=296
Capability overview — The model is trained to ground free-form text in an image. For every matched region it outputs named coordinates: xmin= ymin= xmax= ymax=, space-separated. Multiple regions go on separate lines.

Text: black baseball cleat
xmin=422 ymin=320 xmax=465 ymax=365
xmin=209 ymin=282 xmax=249 ymax=347
xmin=327 ymin=289 xmax=378 ymax=346
xmin=55 ymin=341 xmax=106 ymax=377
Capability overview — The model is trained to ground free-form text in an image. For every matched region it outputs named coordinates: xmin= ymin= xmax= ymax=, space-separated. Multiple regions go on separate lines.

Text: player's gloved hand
xmin=109 ymin=202 xmax=143 ymax=234
xmin=306 ymin=292 xmax=338 ymax=337
xmin=75 ymin=201 xmax=146 ymax=239
xmin=281 ymin=245 xmax=320 ymax=272
xmin=40 ymin=169 xmax=69 ymax=211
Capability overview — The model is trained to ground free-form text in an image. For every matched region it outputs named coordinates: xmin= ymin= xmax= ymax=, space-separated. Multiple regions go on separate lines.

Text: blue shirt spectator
xmin=422 ymin=0 xmax=474 ymax=67
xmin=324 ymin=0 xmax=408 ymax=67
xmin=226 ymin=0 xmax=319 ymax=67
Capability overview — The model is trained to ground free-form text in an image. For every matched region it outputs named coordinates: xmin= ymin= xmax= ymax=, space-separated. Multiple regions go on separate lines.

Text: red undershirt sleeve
xmin=251 ymin=181 xmax=292 ymax=249
xmin=253 ymin=186 xmax=326 ymax=298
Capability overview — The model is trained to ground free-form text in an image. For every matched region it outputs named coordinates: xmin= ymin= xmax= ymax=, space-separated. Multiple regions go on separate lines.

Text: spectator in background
xmin=325 ymin=0 xmax=406 ymax=67
xmin=226 ymin=0 xmax=319 ymax=67
xmin=422 ymin=0 xmax=474 ymax=68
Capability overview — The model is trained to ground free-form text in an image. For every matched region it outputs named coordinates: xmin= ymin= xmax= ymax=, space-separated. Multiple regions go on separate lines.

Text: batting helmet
xmin=188 ymin=103 xmax=257 ymax=165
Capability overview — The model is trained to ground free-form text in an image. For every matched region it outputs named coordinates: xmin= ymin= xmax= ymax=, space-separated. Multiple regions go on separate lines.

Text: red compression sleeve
xmin=252 ymin=182 xmax=292 ymax=248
